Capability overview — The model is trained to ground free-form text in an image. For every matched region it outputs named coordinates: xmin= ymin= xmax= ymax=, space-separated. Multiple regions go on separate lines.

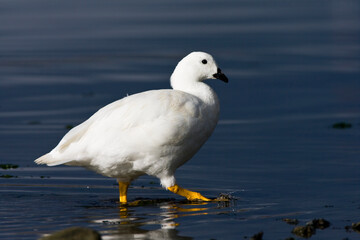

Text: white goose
xmin=35 ymin=52 xmax=228 ymax=203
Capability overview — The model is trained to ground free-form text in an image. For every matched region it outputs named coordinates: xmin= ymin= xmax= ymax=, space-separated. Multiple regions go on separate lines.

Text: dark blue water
xmin=1 ymin=0 xmax=360 ymax=239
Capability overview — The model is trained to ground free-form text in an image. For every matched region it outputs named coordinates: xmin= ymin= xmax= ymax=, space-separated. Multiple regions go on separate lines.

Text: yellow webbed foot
xmin=168 ymin=184 xmax=211 ymax=201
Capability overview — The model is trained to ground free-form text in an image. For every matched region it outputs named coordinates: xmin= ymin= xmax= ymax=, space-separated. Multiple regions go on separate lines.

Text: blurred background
xmin=0 ymin=0 xmax=359 ymax=239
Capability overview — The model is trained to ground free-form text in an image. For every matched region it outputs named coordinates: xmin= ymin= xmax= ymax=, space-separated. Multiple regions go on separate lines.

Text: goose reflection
xmin=96 ymin=199 xmax=230 ymax=240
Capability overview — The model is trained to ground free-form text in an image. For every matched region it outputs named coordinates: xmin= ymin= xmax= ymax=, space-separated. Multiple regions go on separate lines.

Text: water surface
xmin=1 ymin=0 xmax=360 ymax=239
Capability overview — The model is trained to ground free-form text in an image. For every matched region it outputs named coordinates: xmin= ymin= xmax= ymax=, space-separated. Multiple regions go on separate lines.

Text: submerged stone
xmin=250 ymin=231 xmax=263 ymax=240
xmin=216 ymin=193 xmax=234 ymax=201
xmin=351 ymin=222 xmax=360 ymax=232
xmin=39 ymin=227 xmax=101 ymax=240
xmin=282 ymin=218 xmax=299 ymax=225
xmin=0 ymin=174 xmax=16 ymax=178
xmin=0 ymin=164 xmax=19 ymax=169
xmin=332 ymin=122 xmax=352 ymax=129
xmin=292 ymin=225 xmax=315 ymax=238
xmin=307 ymin=218 xmax=330 ymax=229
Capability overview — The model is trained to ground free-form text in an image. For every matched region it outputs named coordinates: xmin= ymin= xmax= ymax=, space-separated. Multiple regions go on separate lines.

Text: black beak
xmin=213 ymin=68 xmax=228 ymax=83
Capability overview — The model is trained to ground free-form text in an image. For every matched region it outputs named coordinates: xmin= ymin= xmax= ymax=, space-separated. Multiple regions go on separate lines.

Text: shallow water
xmin=1 ymin=0 xmax=360 ymax=239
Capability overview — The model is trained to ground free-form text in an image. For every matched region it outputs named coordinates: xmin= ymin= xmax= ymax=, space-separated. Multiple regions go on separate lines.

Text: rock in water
xmin=292 ymin=225 xmax=315 ymax=238
xmin=39 ymin=227 xmax=101 ymax=240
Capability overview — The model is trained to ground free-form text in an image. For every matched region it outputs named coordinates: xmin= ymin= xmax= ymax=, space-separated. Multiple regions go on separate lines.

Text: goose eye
xmin=201 ymin=59 xmax=207 ymax=64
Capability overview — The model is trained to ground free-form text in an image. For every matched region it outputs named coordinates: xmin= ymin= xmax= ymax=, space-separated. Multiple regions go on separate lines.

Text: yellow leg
xmin=168 ymin=184 xmax=211 ymax=201
xmin=118 ymin=181 xmax=130 ymax=204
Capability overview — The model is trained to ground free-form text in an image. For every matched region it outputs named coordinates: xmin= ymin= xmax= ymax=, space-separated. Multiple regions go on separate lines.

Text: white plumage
xmin=35 ymin=51 xmax=228 ymax=201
